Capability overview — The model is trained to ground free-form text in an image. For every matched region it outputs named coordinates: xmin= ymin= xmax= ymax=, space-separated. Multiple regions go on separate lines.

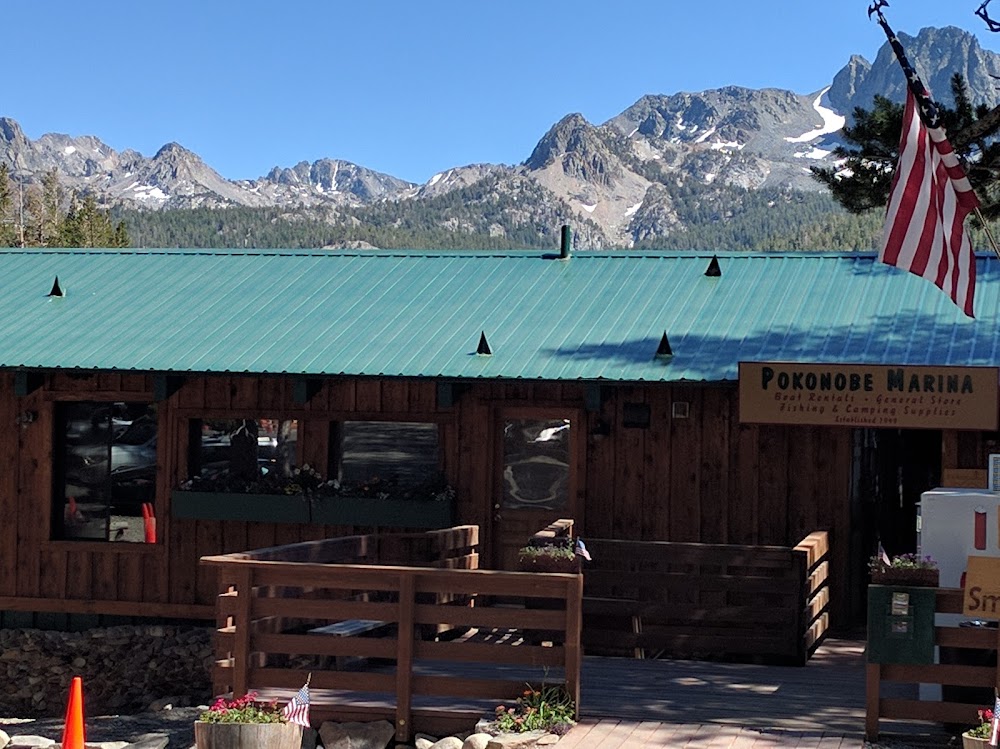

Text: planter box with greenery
xmin=516 ymin=542 xmax=581 ymax=573
xmin=869 ymin=553 xmax=940 ymax=588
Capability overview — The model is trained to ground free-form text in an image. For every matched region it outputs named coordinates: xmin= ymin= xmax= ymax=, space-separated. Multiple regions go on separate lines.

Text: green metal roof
xmin=1 ymin=248 xmax=997 ymax=383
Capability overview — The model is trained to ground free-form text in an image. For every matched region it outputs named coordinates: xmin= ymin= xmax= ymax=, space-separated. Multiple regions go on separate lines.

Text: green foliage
xmin=198 ymin=692 xmax=286 ymax=724
xmin=0 ymin=163 xmax=13 ymax=247
xmin=966 ymin=707 xmax=995 ymax=739
xmin=0 ymin=168 xmax=129 ymax=248
xmin=812 ymin=74 xmax=1000 ymax=220
xmin=489 ymin=684 xmax=576 ymax=736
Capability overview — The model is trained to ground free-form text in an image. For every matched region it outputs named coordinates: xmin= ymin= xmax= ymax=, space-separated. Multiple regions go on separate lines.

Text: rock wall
xmin=0 ymin=626 xmax=214 ymax=718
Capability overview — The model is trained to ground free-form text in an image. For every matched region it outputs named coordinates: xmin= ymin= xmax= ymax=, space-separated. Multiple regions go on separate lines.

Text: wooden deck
xmin=560 ymin=637 xmax=950 ymax=748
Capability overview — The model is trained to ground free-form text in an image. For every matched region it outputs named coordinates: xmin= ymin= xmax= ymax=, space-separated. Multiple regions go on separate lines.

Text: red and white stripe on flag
xmin=879 ymin=89 xmax=980 ymax=317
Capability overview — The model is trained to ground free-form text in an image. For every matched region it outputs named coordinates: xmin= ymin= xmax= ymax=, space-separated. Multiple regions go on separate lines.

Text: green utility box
xmin=867 ymin=585 xmax=936 ymax=664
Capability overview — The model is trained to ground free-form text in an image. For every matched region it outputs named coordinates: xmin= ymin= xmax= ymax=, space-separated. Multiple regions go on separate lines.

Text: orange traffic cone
xmin=61 ymin=676 xmax=85 ymax=749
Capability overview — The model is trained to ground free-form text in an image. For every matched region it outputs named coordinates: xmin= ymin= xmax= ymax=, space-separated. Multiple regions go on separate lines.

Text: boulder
xmin=428 ymin=738 xmax=462 ymax=749
xmin=7 ymin=737 xmax=55 ymax=749
xmin=414 ymin=734 xmax=437 ymax=749
xmin=484 ymin=731 xmax=547 ymax=749
xmin=461 ymin=735 xmax=493 ymax=749
xmin=0 ymin=730 xmax=9 ymax=749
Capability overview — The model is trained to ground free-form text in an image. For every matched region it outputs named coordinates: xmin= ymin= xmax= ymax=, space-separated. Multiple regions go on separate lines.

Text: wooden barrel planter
xmin=194 ymin=722 xmax=303 ymax=749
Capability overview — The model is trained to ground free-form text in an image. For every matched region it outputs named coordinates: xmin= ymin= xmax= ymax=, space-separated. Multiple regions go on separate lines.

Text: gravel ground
xmin=0 ymin=706 xmax=205 ymax=749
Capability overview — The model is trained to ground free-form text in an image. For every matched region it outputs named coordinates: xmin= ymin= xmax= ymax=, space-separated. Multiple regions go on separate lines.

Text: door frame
xmin=490 ymin=405 xmax=586 ymax=569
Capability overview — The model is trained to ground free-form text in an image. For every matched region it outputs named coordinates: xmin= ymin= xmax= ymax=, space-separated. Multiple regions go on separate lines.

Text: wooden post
xmin=564 ymin=574 xmax=583 ymax=720
xmin=395 ymin=572 xmax=416 ymax=744
xmin=865 ymin=663 xmax=881 ymax=742
xmin=233 ymin=566 xmax=253 ymax=698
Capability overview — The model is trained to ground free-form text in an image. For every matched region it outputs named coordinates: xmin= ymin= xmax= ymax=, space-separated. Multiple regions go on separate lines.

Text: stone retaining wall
xmin=0 ymin=626 xmax=214 ymax=718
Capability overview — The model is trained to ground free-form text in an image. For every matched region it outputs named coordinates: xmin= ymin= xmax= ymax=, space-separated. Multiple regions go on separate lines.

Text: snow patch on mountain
xmin=785 ymin=87 xmax=845 ymax=143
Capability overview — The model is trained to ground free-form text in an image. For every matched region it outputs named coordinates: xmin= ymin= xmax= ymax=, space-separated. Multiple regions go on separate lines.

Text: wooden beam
xmin=0 ymin=596 xmax=214 ymax=620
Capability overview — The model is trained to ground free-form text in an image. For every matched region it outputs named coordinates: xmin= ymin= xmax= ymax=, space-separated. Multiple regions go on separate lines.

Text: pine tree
xmin=0 ymin=164 xmax=13 ymax=247
xmin=811 ymin=74 xmax=1000 ymax=220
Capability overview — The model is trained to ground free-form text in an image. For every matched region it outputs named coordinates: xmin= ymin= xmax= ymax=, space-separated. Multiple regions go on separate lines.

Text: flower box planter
xmin=871 ymin=567 xmax=940 ymax=587
xmin=171 ymin=491 xmax=311 ymax=524
xmin=171 ymin=490 xmax=455 ymax=528
xmin=310 ymin=496 xmax=454 ymax=529
xmin=194 ymin=721 xmax=302 ymax=749
xmin=516 ymin=555 xmax=581 ymax=574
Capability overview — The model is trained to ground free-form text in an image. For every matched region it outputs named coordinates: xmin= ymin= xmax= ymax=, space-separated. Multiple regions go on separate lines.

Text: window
xmin=337 ymin=421 xmax=440 ymax=492
xmin=501 ymin=418 xmax=570 ymax=510
xmin=55 ymin=402 xmax=158 ymax=543
xmin=189 ymin=418 xmax=299 ymax=482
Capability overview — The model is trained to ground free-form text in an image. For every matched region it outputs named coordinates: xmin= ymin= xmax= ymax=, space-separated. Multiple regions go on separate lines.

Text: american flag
xmin=281 ymin=678 xmax=310 ymax=728
xmin=990 ymin=691 xmax=999 ymax=747
xmin=872 ymin=7 xmax=980 ymax=317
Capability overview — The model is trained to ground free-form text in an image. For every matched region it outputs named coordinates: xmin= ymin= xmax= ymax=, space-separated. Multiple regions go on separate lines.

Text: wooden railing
xmin=580 ymin=530 xmax=830 ymax=664
xmin=201 ymin=528 xmax=582 ymax=744
xmin=866 ymin=588 xmax=1000 ymax=740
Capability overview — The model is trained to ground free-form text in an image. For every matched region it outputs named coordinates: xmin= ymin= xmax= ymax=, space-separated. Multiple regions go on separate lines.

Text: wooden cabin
xmin=1 ymin=247 xmax=999 ymax=636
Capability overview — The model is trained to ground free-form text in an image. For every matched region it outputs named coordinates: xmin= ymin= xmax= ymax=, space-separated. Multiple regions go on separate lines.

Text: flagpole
xmin=975 ymin=206 xmax=1000 ymax=261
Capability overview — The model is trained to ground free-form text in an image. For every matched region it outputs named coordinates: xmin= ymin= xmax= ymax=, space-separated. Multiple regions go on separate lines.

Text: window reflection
xmin=58 ymin=402 xmax=158 ymax=543
xmin=501 ymin=419 xmax=570 ymax=510
xmin=195 ymin=419 xmax=298 ymax=481
xmin=340 ymin=421 xmax=440 ymax=490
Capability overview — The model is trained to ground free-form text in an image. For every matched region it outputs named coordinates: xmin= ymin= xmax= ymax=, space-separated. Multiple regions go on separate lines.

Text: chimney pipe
xmin=559 ymin=225 xmax=572 ymax=259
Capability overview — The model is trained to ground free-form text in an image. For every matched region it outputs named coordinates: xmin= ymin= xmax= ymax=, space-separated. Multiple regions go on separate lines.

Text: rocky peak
xmin=828 ymin=25 xmax=1000 ymax=114
xmin=524 ymin=114 xmax=622 ymax=187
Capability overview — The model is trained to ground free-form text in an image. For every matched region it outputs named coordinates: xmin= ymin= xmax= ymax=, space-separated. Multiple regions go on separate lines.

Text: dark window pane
xmin=57 ymin=401 xmax=157 ymax=543
xmin=340 ymin=421 xmax=440 ymax=490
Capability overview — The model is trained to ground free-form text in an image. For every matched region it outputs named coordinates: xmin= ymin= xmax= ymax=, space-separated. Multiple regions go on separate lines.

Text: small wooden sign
xmin=962 ymin=556 xmax=1000 ymax=619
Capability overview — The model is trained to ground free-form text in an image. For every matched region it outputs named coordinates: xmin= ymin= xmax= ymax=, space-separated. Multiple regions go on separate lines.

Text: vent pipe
xmin=559 ymin=225 xmax=573 ymax=259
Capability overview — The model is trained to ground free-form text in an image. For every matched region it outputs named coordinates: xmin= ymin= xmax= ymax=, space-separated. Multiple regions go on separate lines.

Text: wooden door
xmin=492 ymin=408 xmax=583 ymax=570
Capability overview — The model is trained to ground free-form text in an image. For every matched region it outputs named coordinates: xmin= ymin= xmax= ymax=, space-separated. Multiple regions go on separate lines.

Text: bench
xmin=308 ymin=619 xmax=390 ymax=669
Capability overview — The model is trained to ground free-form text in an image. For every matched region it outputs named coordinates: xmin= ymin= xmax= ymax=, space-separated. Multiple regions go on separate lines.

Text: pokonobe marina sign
xmin=738 ymin=363 xmax=999 ymax=430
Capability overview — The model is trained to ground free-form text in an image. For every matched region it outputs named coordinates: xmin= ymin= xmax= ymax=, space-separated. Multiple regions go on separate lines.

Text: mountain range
xmin=2 ymin=25 xmax=998 ymax=249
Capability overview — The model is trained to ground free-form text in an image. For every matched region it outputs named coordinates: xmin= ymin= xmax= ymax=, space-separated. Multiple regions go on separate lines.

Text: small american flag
xmin=990 ymin=692 xmax=999 ymax=747
xmin=281 ymin=677 xmax=310 ymax=728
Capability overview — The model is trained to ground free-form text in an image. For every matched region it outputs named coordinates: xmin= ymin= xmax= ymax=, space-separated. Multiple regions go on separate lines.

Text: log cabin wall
xmin=0 ymin=373 xmax=854 ymax=628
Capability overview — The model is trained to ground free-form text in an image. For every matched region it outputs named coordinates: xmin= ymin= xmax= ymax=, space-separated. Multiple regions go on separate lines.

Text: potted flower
xmin=194 ymin=692 xmax=302 ymax=749
xmin=516 ymin=540 xmax=580 ymax=573
xmin=868 ymin=552 xmax=940 ymax=587
xmin=961 ymin=706 xmax=995 ymax=749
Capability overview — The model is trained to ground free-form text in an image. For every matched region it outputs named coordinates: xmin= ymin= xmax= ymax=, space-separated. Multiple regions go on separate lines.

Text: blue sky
xmin=6 ymin=0 xmax=1000 ymax=184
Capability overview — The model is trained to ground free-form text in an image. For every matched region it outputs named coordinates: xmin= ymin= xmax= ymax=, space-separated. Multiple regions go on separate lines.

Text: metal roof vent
xmin=477 ymin=331 xmax=493 ymax=356
xmin=655 ymin=332 xmax=673 ymax=358
xmin=559 ymin=225 xmax=573 ymax=259
xmin=47 ymin=276 xmax=65 ymax=297
xmin=705 ymin=256 xmax=722 ymax=277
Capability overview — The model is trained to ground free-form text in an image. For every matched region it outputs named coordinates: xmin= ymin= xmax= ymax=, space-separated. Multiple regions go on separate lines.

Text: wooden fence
xmin=580 ymin=530 xmax=830 ymax=664
xmin=201 ymin=526 xmax=582 ymax=744
xmin=866 ymin=588 xmax=1000 ymax=740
